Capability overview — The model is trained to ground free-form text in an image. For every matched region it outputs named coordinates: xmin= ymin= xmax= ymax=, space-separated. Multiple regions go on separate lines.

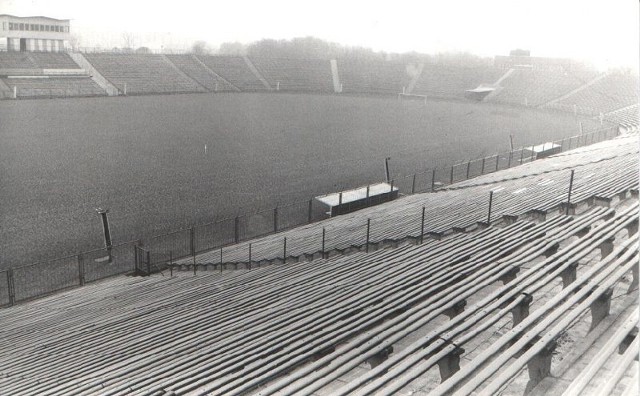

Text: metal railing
xmin=0 ymin=124 xmax=620 ymax=307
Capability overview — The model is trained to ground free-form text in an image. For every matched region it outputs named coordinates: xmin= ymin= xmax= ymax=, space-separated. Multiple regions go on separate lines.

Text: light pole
xmin=384 ymin=157 xmax=391 ymax=184
xmin=96 ymin=208 xmax=113 ymax=262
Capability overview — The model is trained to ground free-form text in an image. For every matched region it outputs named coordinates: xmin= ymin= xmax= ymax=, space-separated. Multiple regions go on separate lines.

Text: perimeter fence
xmin=0 ymin=124 xmax=620 ymax=307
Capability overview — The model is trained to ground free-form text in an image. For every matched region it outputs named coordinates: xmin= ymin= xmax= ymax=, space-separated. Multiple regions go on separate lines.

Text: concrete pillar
xmin=575 ymin=226 xmax=591 ymax=238
xmin=428 ymin=231 xmax=443 ymax=241
xmin=599 ymin=237 xmax=615 ymax=259
xmin=528 ymin=209 xmax=547 ymax=222
xmin=619 ymin=327 xmax=639 ymax=355
xmin=366 ymin=346 xmax=393 ymax=369
xmin=593 ymin=196 xmax=612 ymax=208
xmin=542 ymin=243 xmax=559 ymax=258
xmin=499 ymin=267 xmax=520 ymax=285
xmin=437 ymin=346 xmax=465 ymax=381
xmin=561 ymin=202 xmax=577 ymax=215
xmin=525 ymin=340 xmax=557 ymax=393
xmin=560 ymin=263 xmax=578 ymax=288
xmin=443 ymin=300 xmax=466 ymax=319
xmin=476 ymin=221 xmax=490 ymax=230
xmin=626 ymin=220 xmax=638 ymax=237
xmin=630 ymin=189 xmax=639 ymax=199
xmin=502 ymin=214 xmax=519 ymax=225
xmin=590 ymin=288 xmax=613 ymax=330
xmin=512 ymin=294 xmax=533 ymax=326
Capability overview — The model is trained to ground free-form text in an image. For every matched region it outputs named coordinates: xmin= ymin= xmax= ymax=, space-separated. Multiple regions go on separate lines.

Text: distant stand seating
xmin=165 ymin=54 xmax=237 ymax=92
xmin=1 ymin=77 xmax=105 ymax=98
xmin=337 ymin=59 xmax=412 ymax=95
xmin=28 ymin=52 xmax=80 ymax=69
xmin=250 ymin=57 xmax=333 ymax=93
xmin=551 ymin=72 xmax=639 ymax=115
xmin=83 ymin=53 xmax=205 ymax=95
xmin=0 ymin=52 xmax=37 ymax=69
xmin=604 ymin=104 xmax=639 ymax=130
xmin=197 ymin=55 xmax=268 ymax=91
xmin=488 ymin=67 xmax=599 ymax=107
xmin=412 ymin=65 xmax=503 ymax=99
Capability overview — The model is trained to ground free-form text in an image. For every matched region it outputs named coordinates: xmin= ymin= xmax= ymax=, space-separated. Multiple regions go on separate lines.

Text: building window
xmin=46 ymin=25 xmax=50 ymax=31
xmin=19 ymin=23 xmax=24 ymax=30
xmin=40 ymin=24 xmax=44 ymax=31
xmin=25 ymin=23 xmax=29 ymax=31
xmin=55 ymin=26 xmax=60 ymax=32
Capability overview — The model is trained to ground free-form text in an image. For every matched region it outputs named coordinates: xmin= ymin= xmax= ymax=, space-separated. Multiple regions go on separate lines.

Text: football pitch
xmin=0 ymin=92 xmax=600 ymax=267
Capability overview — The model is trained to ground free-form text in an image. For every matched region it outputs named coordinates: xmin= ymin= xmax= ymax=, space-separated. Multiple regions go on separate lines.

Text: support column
xmin=560 ymin=262 xmax=578 ymax=288
xmin=512 ymin=294 xmax=533 ymax=326
xmin=525 ymin=340 xmax=557 ymax=393
xmin=590 ymin=288 xmax=613 ymax=330
xmin=443 ymin=300 xmax=466 ymax=319
xmin=626 ymin=219 xmax=638 ymax=237
xmin=542 ymin=243 xmax=559 ymax=258
xmin=366 ymin=346 xmax=393 ymax=369
xmin=499 ymin=267 xmax=520 ymax=285
xmin=437 ymin=346 xmax=465 ymax=381
xmin=502 ymin=214 xmax=519 ymax=225
xmin=599 ymin=237 xmax=615 ymax=259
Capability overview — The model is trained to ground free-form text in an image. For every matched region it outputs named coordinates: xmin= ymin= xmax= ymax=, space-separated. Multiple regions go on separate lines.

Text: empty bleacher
xmin=489 ymin=67 xmax=599 ymax=107
xmin=0 ymin=194 xmax=636 ymax=395
xmin=83 ymin=53 xmax=205 ymax=95
xmin=604 ymin=104 xmax=639 ymax=130
xmin=412 ymin=65 xmax=503 ymax=99
xmin=0 ymin=77 xmax=105 ymax=98
xmin=0 ymin=51 xmax=37 ymax=70
xmin=550 ymin=72 xmax=639 ymax=115
xmin=250 ymin=57 xmax=333 ymax=93
xmin=28 ymin=52 xmax=80 ymax=69
xmin=337 ymin=58 xmax=412 ymax=95
xmin=197 ymin=55 xmax=269 ymax=91
xmin=165 ymin=54 xmax=237 ymax=92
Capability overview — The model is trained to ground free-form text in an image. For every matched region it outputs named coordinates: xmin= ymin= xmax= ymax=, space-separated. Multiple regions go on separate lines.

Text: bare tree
xmin=191 ymin=41 xmax=211 ymax=55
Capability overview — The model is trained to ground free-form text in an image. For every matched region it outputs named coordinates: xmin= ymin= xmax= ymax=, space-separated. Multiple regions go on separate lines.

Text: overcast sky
xmin=1 ymin=0 xmax=638 ymax=69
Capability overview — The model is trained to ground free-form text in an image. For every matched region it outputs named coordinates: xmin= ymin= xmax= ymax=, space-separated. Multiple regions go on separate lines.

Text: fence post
xmin=411 ymin=174 xmax=416 ymax=194
xmin=487 ymin=191 xmax=494 ymax=225
xmin=273 ymin=207 xmax=278 ymax=233
xmin=450 ymin=166 xmax=454 ymax=184
xmin=566 ymin=170 xmax=575 ymax=216
xmin=308 ymin=199 xmax=313 ymax=223
xmin=77 ymin=254 xmax=85 ymax=286
xmin=248 ymin=243 xmax=252 ymax=270
xmin=322 ymin=228 xmax=326 ymax=259
xmin=520 ymin=147 xmax=525 ymax=164
xmin=481 ymin=157 xmax=486 ymax=174
xmin=366 ymin=185 xmax=371 ymax=205
xmin=234 ymin=216 xmax=240 ymax=243
xmin=283 ymin=237 xmax=287 ymax=261
xmin=390 ymin=180 xmax=394 ymax=193
xmin=494 ymin=155 xmax=499 ymax=172
xmin=431 ymin=169 xmax=436 ymax=191
xmin=508 ymin=151 xmax=513 ymax=168
xmin=530 ymin=146 xmax=535 ymax=162
xmin=193 ymin=253 xmax=197 ymax=275
xmin=420 ymin=206 xmax=425 ymax=244
xmin=466 ymin=161 xmax=471 ymax=179
xmin=190 ymin=227 xmax=195 ymax=256
xmin=220 ymin=248 xmax=223 ymax=273
xmin=338 ymin=192 xmax=343 ymax=205
xmin=169 ymin=251 xmax=173 ymax=277
xmin=146 ymin=250 xmax=151 ymax=277
xmin=365 ymin=219 xmax=371 ymax=253
xmin=7 ymin=268 xmax=15 ymax=306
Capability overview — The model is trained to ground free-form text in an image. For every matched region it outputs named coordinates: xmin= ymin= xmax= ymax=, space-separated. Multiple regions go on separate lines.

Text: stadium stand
xmin=549 ymin=71 xmax=639 ymax=115
xmin=337 ymin=58 xmax=412 ymax=95
xmin=412 ymin=65 xmax=504 ymax=99
xmin=250 ymin=57 xmax=333 ymax=92
xmin=0 ymin=51 xmax=79 ymax=70
xmin=0 ymin=129 xmax=637 ymax=395
xmin=604 ymin=104 xmax=639 ymax=130
xmin=197 ymin=55 xmax=270 ymax=91
xmin=488 ymin=67 xmax=599 ymax=107
xmin=179 ymin=132 xmax=638 ymax=267
xmin=0 ymin=76 xmax=105 ymax=98
xmin=165 ymin=54 xmax=238 ymax=92
xmin=83 ymin=53 xmax=205 ymax=95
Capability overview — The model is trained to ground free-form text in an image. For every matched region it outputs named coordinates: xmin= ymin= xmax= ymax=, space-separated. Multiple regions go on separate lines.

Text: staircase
xmin=68 ymin=52 xmax=119 ymax=96
xmin=0 ymin=78 xmax=13 ymax=99
xmin=243 ymin=56 xmax=272 ymax=90
xmin=541 ymin=73 xmax=608 ymax=107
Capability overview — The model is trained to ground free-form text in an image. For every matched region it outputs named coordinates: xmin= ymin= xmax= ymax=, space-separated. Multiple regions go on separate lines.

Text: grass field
xmin=0 ymin=92 xmax=601 ymax=268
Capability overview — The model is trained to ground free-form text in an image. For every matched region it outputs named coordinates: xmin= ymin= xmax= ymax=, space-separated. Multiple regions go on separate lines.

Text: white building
xmin=0 ymin=15 xmax=70 ymax=52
